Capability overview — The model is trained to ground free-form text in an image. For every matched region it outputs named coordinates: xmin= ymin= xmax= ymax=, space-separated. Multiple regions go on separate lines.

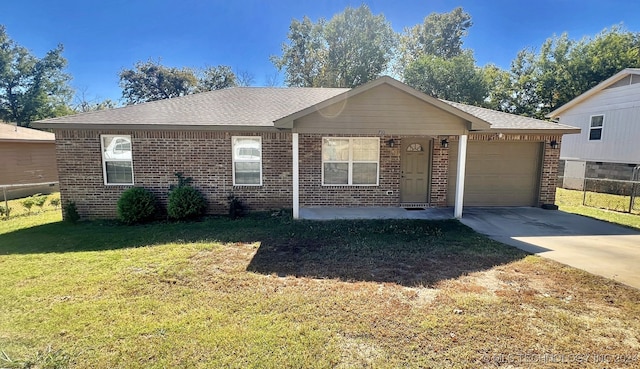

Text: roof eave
xmin=31 ymin=122 xmax=284 ymax=132
xmin=0 ymin=138 xmax=55 ymax=143
xmin=471 ymin=128 xmax=581 ymax=135
xmin=547 ymin=68 xmax=640 ymax=118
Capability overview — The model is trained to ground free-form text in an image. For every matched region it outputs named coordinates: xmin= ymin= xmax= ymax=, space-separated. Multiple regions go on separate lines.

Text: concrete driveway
xmin=459 ymin=207 xmax=640 ymax=289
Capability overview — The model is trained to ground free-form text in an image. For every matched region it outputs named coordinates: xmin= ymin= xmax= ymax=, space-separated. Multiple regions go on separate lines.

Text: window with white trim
xmin=232 ymin=136 xmax=262 ymax=185
xmin=101 ymin=135 xmax=134 ymax=185
xmin=589 ymin=115 xmax=604 ymax=141
xmin=322 ymin=137 xmax=379 ymax=186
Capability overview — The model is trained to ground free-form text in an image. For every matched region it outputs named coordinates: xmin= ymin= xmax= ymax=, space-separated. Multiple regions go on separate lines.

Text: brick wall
xmin=55 ymin=130 xmax=292 ymax=219
xmin=430 ymin=137 xmax=449 ymax=206
xmin=298 ymin=134 xmax=400 ymax=207
xmin=539 ymin=135 xmax=562 ymax=205
xmin=55 ymin=129 xmax=566 ymax=219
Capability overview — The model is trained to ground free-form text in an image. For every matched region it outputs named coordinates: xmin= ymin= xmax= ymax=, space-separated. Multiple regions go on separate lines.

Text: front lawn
xmin=1 ymin=210 xmax=639 ymax=368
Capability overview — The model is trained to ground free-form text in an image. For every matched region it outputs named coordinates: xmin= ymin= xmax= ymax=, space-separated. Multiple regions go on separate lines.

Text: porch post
xmin=292 ymin=133 xmax=300 ymax=219
xmin=454 ymin=134 xmax=468 ymax=218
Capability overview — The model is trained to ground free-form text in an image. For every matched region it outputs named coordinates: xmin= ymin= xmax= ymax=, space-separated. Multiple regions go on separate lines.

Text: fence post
xmin=2 ymin=187 xmax=7 ymax=218
xmin=582 ymin=177 xmax=587 ymax=206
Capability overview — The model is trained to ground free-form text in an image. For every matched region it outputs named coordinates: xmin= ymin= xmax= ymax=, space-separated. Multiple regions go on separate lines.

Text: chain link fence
xmin=559 ymin=175 xmax=640 ymax=214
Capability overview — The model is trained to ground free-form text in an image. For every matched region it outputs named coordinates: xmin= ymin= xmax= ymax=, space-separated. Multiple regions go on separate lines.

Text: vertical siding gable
xmin=293 ymin=84 xmax=469 ymax=135
xmin=558 ymin=83 xmax=640 ymax=163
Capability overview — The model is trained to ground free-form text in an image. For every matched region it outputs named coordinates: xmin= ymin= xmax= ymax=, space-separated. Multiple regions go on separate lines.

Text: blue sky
xmin=3 ymin=0 xmax=640 ymax=104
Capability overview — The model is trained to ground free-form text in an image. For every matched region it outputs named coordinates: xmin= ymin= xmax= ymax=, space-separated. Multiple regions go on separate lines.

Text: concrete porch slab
xmin=299 ymin=207 xmax=454 ymax=220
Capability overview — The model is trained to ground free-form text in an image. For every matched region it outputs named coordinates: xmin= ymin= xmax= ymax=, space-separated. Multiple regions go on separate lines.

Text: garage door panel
xmin=448 ymin=141 xmax=542 ymax=206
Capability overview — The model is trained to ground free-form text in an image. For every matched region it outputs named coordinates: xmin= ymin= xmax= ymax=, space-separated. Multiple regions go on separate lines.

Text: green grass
xmin=556 ymin=188 xmax=640 ymax=229
xmin=1 ymin=204 xmax=640 ymax=368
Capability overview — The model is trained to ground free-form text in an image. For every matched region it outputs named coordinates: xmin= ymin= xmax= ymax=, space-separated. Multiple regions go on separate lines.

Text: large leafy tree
xmin=0 ymin=25 xmax=73 ymax=126
xmin=119 ymin=60 xmax=198 ymax=104
xmin=488 ymin=27 xmax=640 ymax=118
xmin=404 ymin=51 xmax=487 ymax=104
xmin=398 ymin=7 xmax=472 ymax=70
xmin=272 ymin=5 xmax=395 ymax=88
xmin=119 ymin=60 xmax=238 ymax=104
xmin=323 ymin=5 xmax=396 ymax=88
xmin=197 ymin=65 xmax=238 ymax=92
xmin=271 ymin=16 xmax=327 ymax=87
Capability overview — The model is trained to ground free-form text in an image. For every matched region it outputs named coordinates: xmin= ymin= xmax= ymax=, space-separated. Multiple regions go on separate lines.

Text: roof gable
xmin=548 ymin=68 xmax=640 ymax=118
xmin=274 ymin=76 xmax=491 ymax=131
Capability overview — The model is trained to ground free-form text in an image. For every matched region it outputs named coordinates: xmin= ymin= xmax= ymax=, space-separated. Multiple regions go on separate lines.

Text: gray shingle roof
xmin=440 ymin=100 xmax=578 ymax=131
xmin=33 ymin=77 xmax=578 ymax=133
xmin=35 ymin=87 xmax=349 ymax=127
xmin=0 ymin=122 xmax=55 ymax=142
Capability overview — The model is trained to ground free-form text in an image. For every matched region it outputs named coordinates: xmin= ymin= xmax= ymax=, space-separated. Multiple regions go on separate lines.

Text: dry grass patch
xmin=1 ymin=210 xmax=639 ymax=368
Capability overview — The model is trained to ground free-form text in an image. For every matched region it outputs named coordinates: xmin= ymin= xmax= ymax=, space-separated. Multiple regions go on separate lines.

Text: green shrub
xmin=34 ymin=195 xmax=48 ymax=210
xmin=50 ymin=198 xmax=60 ymax=208
xmin=21 ymin=197 xmax=35 ymax=214
xmin=117 ymin=187 xmax=157 ymax=224
xmin=64 ymin=202 xmax=80 ymax=223
xmin=227 ymin=194 xmax=246 ymax=219
xmin=167 ymin=173 xmax=206 ymax=220
xmin=0 ymin=205 xmax=11 ymax=217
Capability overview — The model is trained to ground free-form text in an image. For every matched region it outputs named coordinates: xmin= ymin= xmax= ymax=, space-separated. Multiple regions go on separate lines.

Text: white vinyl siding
xmin=232 ymin=136 xmax=262 ymax=186
xmin=322 ymin=137 xmax=379 ymax=186
xmin=589 ymin=115 xmax=604 ymax=141
xmin=101 ymin=135 xmax=134 ymax=185
xmin=558 ymin=82 xmax=640 ymax=163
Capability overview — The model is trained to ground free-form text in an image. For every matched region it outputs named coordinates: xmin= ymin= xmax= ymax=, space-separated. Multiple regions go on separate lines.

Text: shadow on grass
xmin=246 ymin=218 xmax=529 ymax=287
xmin=0 ymin=214 xmax=529 ymax=287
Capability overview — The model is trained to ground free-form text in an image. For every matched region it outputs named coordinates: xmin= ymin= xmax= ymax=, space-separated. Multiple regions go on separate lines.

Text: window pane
xmin=322 ymin=138 xmax=349 ymax=161
xmin=105 ymin=161 xmax=133 ymax=184
xmin=352 ymin=163 xmax=378 ymax=185
xmin=234 ymin=137 xmax=261 ymax=160
xmin=103 ymin=136 xmax=132 ymax=160
xmin=352 ymin=139 xmax=379 ymax=161
xmin=234 ymin=162 xmax=260 ymax=184
xmin=590 ymin=116 xmax=604 ymax=127
xmin=323 ymin=163 xmax=348 ymax=184
xmin=589 ymin=128 xmax=602 ymax=140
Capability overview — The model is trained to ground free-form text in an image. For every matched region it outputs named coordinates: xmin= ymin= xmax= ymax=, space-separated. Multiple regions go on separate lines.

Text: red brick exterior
xmin=55 ymin=129 xmax=562 ymax=219
xmin=55 ymin=129 xmax=292 ymax=219
xmin=298 ymin=134 xmax=401 ymax=207
xmin=430 ymin=137 xmax=449 ymax=206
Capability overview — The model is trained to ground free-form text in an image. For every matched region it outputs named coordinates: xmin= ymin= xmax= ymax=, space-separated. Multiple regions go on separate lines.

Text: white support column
xmin=454 ymin=134 xmax=468 ymax=219
xmin=292 ymin=133 xmax=300 ymax=219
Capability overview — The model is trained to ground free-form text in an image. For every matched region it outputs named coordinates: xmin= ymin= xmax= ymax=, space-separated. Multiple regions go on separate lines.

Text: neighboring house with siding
xmin=548 ymin=68 xmax=640 ymax=191
xmin=33 ymin=76 xmax=579 ymax=220
xmin=0 ymin=122 xmax=59 ymax=199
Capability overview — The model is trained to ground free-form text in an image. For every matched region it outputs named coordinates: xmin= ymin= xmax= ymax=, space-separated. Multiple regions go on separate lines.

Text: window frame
xmin=321 ymin=137 xmax=380 ymax=186
xmin=100 ymin=134 xmax=134 ymax=186
xmin=232 ymin=136 xmax=263 ymax=186
xmin=588 ymin=114 xmax=605 ymax=141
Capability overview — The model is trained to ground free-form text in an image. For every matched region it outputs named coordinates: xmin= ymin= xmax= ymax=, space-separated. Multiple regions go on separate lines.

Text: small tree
xmin=21 ymin=197 xmax=35 ymax=214
xmin=34 ymin=195 xmax=48 ymax=212
xmin=167 ymin=173 xmax=206 ymax=220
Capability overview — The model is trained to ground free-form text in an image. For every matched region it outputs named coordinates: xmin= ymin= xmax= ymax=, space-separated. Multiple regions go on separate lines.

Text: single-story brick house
xmin=33 ymin=76 xmax=579 ymax=219
xmin=0 ymin=122 xmax=59 ymax=199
